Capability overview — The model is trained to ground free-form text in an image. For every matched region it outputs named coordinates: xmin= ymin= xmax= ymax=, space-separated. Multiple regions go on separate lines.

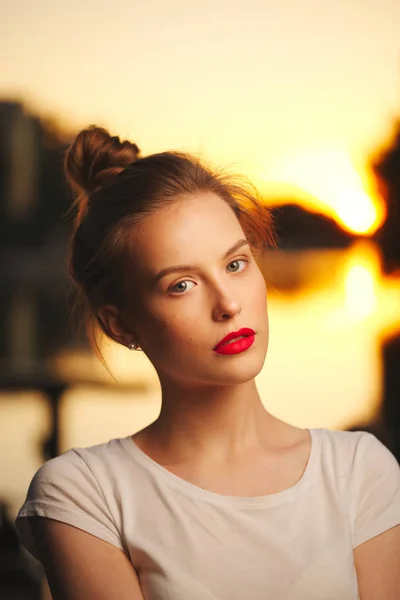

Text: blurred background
xmin=1 ymin=1 xmax=400 ymax=598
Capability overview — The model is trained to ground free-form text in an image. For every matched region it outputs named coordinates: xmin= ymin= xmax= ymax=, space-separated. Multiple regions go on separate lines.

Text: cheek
xmin=155 ymin=313 xmax=200 ymax=348
xmin=250 ymin=268 xmax=268 ymax=307
xmin=133 ymin=300 xmax=202 ymax=361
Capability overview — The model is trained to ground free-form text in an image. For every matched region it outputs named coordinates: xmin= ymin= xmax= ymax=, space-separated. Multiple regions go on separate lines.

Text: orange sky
xmin=1 ymin=0 xmax=399 ymax=232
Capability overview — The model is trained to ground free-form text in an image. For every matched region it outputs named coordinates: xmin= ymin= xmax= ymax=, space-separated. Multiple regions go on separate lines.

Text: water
xmin=2 ymin=241 xmax=400 ymax=519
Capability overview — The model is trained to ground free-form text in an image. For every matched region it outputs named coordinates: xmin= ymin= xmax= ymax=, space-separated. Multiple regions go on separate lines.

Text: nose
xmin=211 ymin=287 xmax=242 ymax=322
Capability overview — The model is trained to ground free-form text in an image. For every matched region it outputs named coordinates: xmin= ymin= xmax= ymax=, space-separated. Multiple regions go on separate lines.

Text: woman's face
xmin=125 ymin=192 xmax=269 ymax=388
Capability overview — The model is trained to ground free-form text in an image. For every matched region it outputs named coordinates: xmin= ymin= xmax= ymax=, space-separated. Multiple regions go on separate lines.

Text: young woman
xmin=16 ymin=127 xmax=400 ymax=599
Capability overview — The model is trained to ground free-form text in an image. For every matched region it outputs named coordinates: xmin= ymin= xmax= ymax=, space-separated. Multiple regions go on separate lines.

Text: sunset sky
xmin=1 ymin=0 xmax=400 ymax=232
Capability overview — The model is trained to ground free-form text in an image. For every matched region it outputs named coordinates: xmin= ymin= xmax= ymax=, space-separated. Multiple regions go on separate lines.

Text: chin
xmin=167 ymin=339 xmax=268 ymax=387
xmin=214 ymin=347 xmax=267 ymax=385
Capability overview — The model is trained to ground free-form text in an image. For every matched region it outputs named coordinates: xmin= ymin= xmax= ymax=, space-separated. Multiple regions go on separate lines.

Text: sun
xmin=335 ymin=188 xmax=379 ymax=234
xmin=258 ymin=146 xmax=386 ymax=235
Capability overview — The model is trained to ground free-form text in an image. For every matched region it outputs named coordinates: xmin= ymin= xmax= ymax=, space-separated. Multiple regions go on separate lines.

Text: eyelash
xmin=168 ymin=258 xmax=249 ymax=295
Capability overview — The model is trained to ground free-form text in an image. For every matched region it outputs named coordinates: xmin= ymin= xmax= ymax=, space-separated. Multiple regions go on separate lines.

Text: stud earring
xmin=128 ymin=341 xmax=142 ymax=351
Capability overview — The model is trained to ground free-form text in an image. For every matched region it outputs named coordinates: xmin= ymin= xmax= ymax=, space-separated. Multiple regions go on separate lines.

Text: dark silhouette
xmin=270 ymin=203 xmax=355 ymax=249
xmin=371 ymin=122 xmax=400 ymax=273
xmin=380 ymin=335 xmax=400 ymax=460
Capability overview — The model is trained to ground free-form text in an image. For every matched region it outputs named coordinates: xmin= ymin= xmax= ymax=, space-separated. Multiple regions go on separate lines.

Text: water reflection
xmin=345 ymin=263 xmax=377 ymax=320
xmin=2 ymin=241 xmax=400 ymax=518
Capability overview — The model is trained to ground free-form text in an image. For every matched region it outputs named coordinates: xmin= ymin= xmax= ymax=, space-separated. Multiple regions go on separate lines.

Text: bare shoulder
xmin=29 ymin=517 xmax=144 ymax=600
xmin=354 ymin=524 xmax=400 ymax=599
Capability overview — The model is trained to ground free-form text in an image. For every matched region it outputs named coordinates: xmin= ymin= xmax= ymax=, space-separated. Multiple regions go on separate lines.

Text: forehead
xmin=132 ymin=193 xmax=245 ymax=271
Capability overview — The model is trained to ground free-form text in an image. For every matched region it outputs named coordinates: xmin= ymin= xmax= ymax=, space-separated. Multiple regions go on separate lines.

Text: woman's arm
xmin=354 ymin=524 xmax=400 ymax=599
xmin=29 ymin=517 xmax=145 ymax=600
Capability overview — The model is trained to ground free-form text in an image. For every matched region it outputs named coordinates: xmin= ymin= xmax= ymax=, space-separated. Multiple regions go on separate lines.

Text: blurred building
xmin=0 ymin=102 xmax=40 ymax=238
xmin=0 ymin=100 xmax=80 ymax=375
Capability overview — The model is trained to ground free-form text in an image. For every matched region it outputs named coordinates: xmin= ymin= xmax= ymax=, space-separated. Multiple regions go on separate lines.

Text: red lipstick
xmin=213 ymin=327 xmax=256 ymax=355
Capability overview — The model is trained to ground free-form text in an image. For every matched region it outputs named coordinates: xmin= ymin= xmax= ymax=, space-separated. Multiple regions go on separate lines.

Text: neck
xmin=147 ymin=377 xmax=277 ymax=463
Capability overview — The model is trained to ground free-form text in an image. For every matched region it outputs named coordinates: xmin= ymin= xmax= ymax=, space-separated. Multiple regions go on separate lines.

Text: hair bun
xmin=65 ymin=126 xmax=140 ymax=198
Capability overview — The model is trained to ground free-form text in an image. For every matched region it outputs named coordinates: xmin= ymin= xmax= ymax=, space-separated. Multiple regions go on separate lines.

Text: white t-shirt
xmin=16 ymin=428 xmax=400 ymax=600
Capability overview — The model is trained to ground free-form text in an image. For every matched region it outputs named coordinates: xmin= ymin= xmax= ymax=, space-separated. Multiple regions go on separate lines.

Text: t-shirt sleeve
xmin=352 ymin=432 xmax=400 ymax=549
xmin=15 ymin=449 xmax=127 ymax=561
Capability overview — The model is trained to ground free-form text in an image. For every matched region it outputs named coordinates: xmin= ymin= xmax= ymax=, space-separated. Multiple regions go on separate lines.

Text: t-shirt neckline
xmin=122 ymin=428 xmax=321 ymax=508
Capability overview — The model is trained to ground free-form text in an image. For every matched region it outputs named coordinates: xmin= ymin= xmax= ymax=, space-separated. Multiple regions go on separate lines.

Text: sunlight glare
xmin=261 ymin=147 xmax=384 ymax=234
xmin=336 ymin=189 xmax=378 ymax=234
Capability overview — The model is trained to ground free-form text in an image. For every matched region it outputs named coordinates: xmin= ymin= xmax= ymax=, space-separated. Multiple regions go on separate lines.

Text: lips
xmin=213 ymin=327 xmax=256 ymax=351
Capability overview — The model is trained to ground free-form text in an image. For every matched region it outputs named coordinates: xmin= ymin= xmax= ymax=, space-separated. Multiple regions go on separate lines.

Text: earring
xmin=128 ymin=341 xmax=142 ymax=351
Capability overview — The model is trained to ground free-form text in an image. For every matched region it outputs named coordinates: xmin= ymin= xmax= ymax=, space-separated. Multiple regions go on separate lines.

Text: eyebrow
xmin=154 ymin=238 xmax=250 ymax=283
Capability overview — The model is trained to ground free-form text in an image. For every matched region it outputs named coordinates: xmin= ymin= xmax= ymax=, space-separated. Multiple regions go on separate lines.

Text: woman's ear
xmin=97 ymin=305 xmax=136 ymax=347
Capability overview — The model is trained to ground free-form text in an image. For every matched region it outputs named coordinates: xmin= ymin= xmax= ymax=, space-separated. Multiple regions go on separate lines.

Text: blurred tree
xmin=271 ymin=203 xmax=354 ymax=249
xmin=372 ymin=121 xmax=400 ymax=273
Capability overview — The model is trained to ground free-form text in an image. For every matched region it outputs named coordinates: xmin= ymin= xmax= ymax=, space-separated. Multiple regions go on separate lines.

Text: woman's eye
xmin=227 ymin=259 xmax=247 ymax=273
xmin=169 ymin=280 xmax=195 ymax=294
